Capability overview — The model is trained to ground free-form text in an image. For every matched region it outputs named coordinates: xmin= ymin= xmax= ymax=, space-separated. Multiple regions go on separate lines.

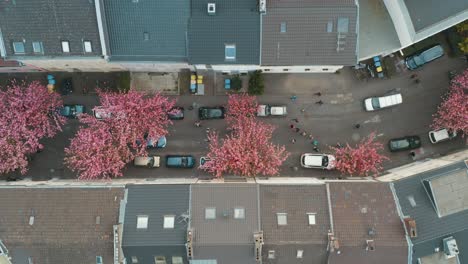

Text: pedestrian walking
xmin=291 ymin=138 xmax=296 ymax=144
xmin=291 ymin=118 xmax=299 ymax=123
xmin=313 ymin=146 xmax=319 ymax=152
xmin=414 ymin=79 xmax=420 ymax=84
xmin=308 ymin=134 xmax=314 ymax=140
xmin=290 ymin=124 xmax=295 ymax=129
xmin=290 ymin=95 xmax=297 ymax=102
xmin=315 ymin=100 xmax=323 ymax=105
xmin=194 ymin=121 xmax=201 ymax=127
xmin=409 ymin=151 xmax=416 ymax=158
xmin=294 ymin=128 xmax=300 ymax=133
xmin=300 ymin=108 xmax=306 ymax=113
xmin=314 ymin=92 xmax=322 ymax=96
xmin=354 ymin=123 xmax=361 ymax=129
xmin=301 ymin=131 xmax=307 ymax=137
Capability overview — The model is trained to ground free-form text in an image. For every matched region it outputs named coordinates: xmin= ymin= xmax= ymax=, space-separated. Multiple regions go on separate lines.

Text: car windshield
xmin=209 ymin=109 xmax=222 ymax=117
xmin=412 ymin=55 xmax=425 ymax=66
xmin=181 ymin=157 xmax=188 ymax=166
xmin=322 ymin=156 xmax=329 ymax=167
xmin=393 ymin=139 xmax=409 ymax=148
xmin=371 ymin=98 xmax=380 ymax=109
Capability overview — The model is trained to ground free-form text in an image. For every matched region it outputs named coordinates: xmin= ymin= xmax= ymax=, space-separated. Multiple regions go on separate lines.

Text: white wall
xmin=197 ymin=64 xmax=343 ymax=73
xmin=20 ymin=58 xmax=125 ymax=72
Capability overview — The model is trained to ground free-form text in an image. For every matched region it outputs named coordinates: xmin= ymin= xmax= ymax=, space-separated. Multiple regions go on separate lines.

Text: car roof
xmin=379 ymin=94 xmax=402 ymax=108
xmin=421 ymin=45 xmax=444 ymax=60
xmin=304 ymin=154 xmax=324 ymax=166
xmin=430 ymin=129 xmax=449 ymax=141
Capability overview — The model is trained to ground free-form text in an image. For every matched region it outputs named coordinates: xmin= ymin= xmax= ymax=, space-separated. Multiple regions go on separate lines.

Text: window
xmin=32 ymin=42 xmax=44 ymax=54
xmin=172 ymin=256 xmax=183 ymax=264
xmin=307 ymin=213 xmax=316 ymax=225
xmin=225 ymin=44 xmax=236 ymax=60
xmin=84 ymin=41 xmax=92 ymax=52
xmin=277 ymin=213 xmax=287 ymax=226
xmin=205 ymin=207 xmax=216 ymax=219
xmin=96 ymin=256 xmax=103 ymax=264
xmin=163 ymin=215 xmax=175 ymax=229
xmin=407 ymin=196 xmax=417 ymax=207
xmin=143 ymin=32 xmax=150 ymax=41
xmin=234 ymin=207 xmax=245 ymax=219
xmin=137 ymin=215 xmax=148 ymax=229
xmin=131 ymin=256 xmax=138 ymax=263
xmin=61 ymin=41 xmax=70 ymax=53
xmin=268 ymin=250 xmax=275 ymax=259
xmin=280 ymin=22 xmax=287 ymax=33
xmin=327 ymin=21 xmax=333 ymax=33
xmin=297 ymin=250 xmax=303 ymax=258
xmin=13 ymin=42 xmax=25 ymax=54
xmin=154 ymin=256 xmax=166 ymax=264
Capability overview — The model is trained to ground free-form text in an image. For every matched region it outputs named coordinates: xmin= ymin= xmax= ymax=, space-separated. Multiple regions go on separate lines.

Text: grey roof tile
xmin=0 ymin=187 xmax=123 ymax=264
xmin=188 ymin=0 xmax=260 ymax=65
xmin=392 ymin=161 xmax=468 ymax=263
xmin=0 ymin=0 xmax=102 ymax=57
xmin=101 ymin=0 xmax=190 ymax=61
xmin=261 ymin=0 xmax=357 ymax=66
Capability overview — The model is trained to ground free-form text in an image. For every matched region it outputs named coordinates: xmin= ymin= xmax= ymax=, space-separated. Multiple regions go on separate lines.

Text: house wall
xmin=17 ymin=58 xmax=125 ymax=72
xmin=122 ymin=245 xmax=187 ymax=264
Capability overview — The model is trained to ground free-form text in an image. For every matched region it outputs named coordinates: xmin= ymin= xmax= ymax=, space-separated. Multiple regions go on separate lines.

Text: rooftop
xmin=328 ymin=182 xmax=407 ymax=264
xmin=0 ymin=0 xmax=102 ymax=57
xmin=403 ymin=0 xmax=468 ymax=32
xmin=392 ymin=160 xmax=468 ymax=263
xmin=122 ymin=184 xmax=190 ymax=247
xmin=261 ymin=0 xmax=358 ymax=66
xmin=0 ymin=187 xmax=123 ymax=264
xmin=101 ymin=0 xmax=190 ymax=61
xmin=188 ymin=0 xmax=260 ymax=65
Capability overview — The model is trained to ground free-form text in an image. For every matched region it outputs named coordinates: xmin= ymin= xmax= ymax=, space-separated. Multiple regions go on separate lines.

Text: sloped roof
xmin=403 ymin=0 xmax=468 ymax=32
xmin=0 ymin=0 xmax=102 ymax=57
xmin=328 ymin=182 xmax=407 ymax=264
xmin=0 ymin=187 xmax=123 ymax=264
xmin=122 ymin=184 xmax=190 ymax=247
xmin=261 ymin=0 xmax=358 ymax=66
xmin=188 ymin=0 xmax=260 ymax=65
xmin=101 ymin=0 xmax=190 ymax=61
xmin=260 ymin=184 xmax=330 ymax=264
xmin=392 ymin=161 xmax=468 ymax=263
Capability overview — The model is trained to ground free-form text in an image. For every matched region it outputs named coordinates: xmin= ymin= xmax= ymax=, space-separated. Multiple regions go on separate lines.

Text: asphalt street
xmin=7 ymin=55 xmax=467 ymax=180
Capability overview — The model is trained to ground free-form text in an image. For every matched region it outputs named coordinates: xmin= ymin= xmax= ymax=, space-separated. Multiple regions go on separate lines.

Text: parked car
xmin=136 ymin=135 xmax=167 ymax=149
xmin=93 ymin=107 xmax=112 ymax=119
xmin=364 ymin=93 xmax=402 ymax=111
xmin=166 ymin=155 xmax=196 ymax=168
xmin=199 ymin=106 xmax=225 ymax=120
xmin=405 ymin=45 xmax=444 ymax=70
xmin=168 ymin=106 xmax=184 ymax=120
xmin=59 ymin=78 xmax=73 ymax=95
xmin=134 ymin=156 xmax=160 ymax=168
xmin=60 ymin=104 xmax=85 ymax=118
xmin=428 ymin=128 xmax=457 ymax=144
xmin=388 ymin=136 xmax=421 ymax=152
xmin=300 ymin=153 xmax=336 ymax=170
xmin=257 ymin=104 xmax=287 ymax=117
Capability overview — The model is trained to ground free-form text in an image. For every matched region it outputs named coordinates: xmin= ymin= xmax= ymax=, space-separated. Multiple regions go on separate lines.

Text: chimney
xmin=254 ymin=231 xmax=264 ymax=263
xmin=186 ymin=229 xmax=193 ymax=259
xmin=328 ymin=232 xmax=340 ymax=253
xmin=443 ymin=237 xmax=459 ymax=259
xmin=404 ymin=218 xmax=418 ymax=238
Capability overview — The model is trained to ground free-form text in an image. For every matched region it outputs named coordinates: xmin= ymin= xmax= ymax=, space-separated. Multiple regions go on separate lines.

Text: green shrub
xmin=248 ymin=70 xmax=264 ymax=95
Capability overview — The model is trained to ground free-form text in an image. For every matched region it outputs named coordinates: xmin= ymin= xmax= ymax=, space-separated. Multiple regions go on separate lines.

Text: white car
xmin=300 ymin=153 xmax=336 ymax=170
xmin=364 ymin=93 xmax=402 ymax=111
xmin=257 ymin=105 xmax=287 ymax=117
xmin=428 ymin=128 xmax=457 ymax=144
xmin=93 ymin=107 xmax=112 ymax=119
xmin=134 ymin=156 xmax=161 ymax=168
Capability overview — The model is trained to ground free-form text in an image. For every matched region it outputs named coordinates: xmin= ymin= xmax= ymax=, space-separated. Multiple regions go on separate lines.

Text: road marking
xmin=363 ymin=115 xmax=381 ymax=124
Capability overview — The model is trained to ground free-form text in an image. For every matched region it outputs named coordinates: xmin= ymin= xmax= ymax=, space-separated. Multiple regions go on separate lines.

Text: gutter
xmin=95 ymin=0 xmax=109 ymax=58
xmin=325 ymin=183 xmax=334 ymax=233
xmin=0 ymin=28 xmax=6 ymax=58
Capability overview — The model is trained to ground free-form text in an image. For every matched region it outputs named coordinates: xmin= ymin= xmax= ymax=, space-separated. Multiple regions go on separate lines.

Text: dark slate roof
xmin=261 ymin=0 xmax=358 ymax=66
xmin=0 ymin=0 xmax=102 ymax=57
xmin=188 ymin=0 xmax=260 ymax=65
xmin=101 ymin=0 xmax=190 ymax=61
xmin=328 ymin=182 xmax=407 ymax=264
xmin=392 ymin=161 xmax=468 ymax=263
xmin=122 ymin=184 xmax=190 ymax=247
xmin=190 ymin=184 xmax=260 ymax=264
xmin=403 ymin=0 xmax=468 ymax=32
xmin=260 ymin=185 xmax=330 ymax=264
xmin=0 ymin=187 xmax=123 ymax=264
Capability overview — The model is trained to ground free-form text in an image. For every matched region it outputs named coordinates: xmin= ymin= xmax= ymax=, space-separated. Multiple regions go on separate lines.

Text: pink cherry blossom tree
xmin=330 ymin=133 xmax=388 ymax=177
xmin=0 ymin=81 xmax=66 ymax=175
xmin=431 ymin=69 xmax=468 ymax=136
xmin=65 ymin=90 xmax=175 ymax=180
xmin=225 ymin=93 xmax=258 ymax=125
xmin=202 ymin=114 xmax=289 ymax=177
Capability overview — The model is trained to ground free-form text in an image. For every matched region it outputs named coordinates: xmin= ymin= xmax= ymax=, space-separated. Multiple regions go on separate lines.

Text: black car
xmin=198 ymin=106 xmax=225 ymax=120
xmin=388 ymin=136 xmax=421 ymax=152
xmin=168 ymin=106 xmax=184 ymax=120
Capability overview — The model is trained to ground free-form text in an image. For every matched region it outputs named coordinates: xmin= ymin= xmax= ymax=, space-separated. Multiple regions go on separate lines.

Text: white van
xmin=300 ymin=153 xmax=336 ymax=170
xmin=134 ymin=156 xmax=161 ymax=168
xmin=364 ymin=93 xmax=402 ymax=111
xmin=257 ymin=105 xmax=287 ymax=116
xmin=428 ymin=128 xmax=457 ymax=144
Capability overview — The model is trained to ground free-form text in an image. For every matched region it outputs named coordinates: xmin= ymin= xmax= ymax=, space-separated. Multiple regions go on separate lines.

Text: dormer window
xmin=163 ymin=215 xmax=175 ymax=229
xmin=136 ymin=215 xmax=148 ymax=229
xmin=277 ymin=213 xmax=287 ymax=226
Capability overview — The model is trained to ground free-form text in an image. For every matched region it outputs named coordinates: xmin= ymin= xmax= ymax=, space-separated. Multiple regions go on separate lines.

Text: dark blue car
xmin=59 ymin=104 xmax=85 ymax=118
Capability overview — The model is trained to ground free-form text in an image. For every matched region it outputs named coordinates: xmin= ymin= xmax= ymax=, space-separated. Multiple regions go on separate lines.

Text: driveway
xmin=4 ymin=55 xmax=466 ymax=180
